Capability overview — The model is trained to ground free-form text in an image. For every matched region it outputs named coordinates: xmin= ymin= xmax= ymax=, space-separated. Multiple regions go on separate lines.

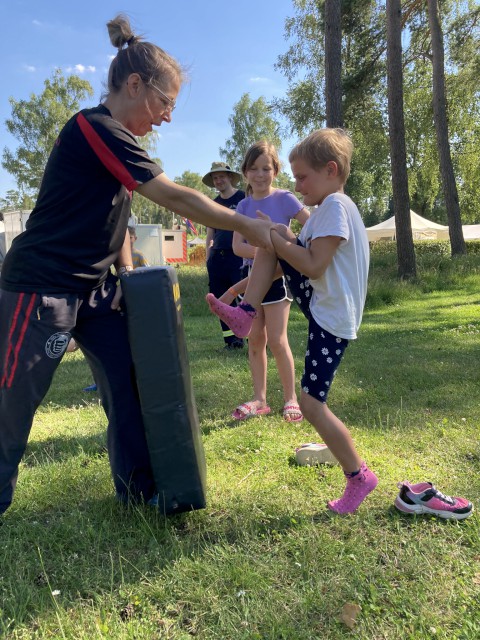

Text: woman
xmin=0 ymin=14 xmax=272 ymax=516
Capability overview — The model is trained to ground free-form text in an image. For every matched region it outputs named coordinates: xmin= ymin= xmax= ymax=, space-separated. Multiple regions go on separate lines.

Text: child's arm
xmin=295 ymin=207 xmax=310 ymax=226
xmin=232 ymin=230 xmax=257 ymax=260
xmin=206 ymin=227 xmax=214 ymax=260
xmin=219 ymin=277 xmax=249 ymax=304
xmin=270 ymin=230 xmax=342 ymax=281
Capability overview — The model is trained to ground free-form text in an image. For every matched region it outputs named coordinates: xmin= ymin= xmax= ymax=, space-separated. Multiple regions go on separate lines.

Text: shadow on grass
xmin=3 ymin=488 xmax=375 ymax=630
xmin=23 ymin=433 xmax=107 ymax=467
xmin=40 ymin=353 xmax=101 ymax=409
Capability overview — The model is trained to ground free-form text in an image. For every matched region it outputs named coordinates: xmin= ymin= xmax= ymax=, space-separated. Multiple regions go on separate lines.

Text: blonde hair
xmin=106 ymin=14 xmax=186 ymax=95
xmin=289 ymin=128 xmax=353 ymax=183
xmin=241 ymin=141 xmax=280 ymax=195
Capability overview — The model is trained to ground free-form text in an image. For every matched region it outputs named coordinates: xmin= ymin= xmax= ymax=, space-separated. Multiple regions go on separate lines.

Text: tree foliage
xmin=131 ymin=191 xmax=172 ymax=227
xmin=273 ymin=0 xmax=480 ymax=229
xmin=173 ymin=171 xmax=216 ymax=234
xmin=220 ymin=93 xmax=283 ymax=169
xmin=2 ymin=69 xmax=94 ymax=197
xmin=0 ymin=190 xmax=35 ymax=214
xmin=131 ymin=170 xmax=215 ymax=230
xmin=174 ymin=170 xmax=215 ymax=198
xmin=274 ymin=1 xmax=389 ymax=221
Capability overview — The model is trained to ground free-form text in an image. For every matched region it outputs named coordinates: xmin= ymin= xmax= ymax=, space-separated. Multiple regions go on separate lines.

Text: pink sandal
xmin=283 ymin=401 xmax=303 ymax=423
xmin=232 ymin=401 xmax=271 ymax=421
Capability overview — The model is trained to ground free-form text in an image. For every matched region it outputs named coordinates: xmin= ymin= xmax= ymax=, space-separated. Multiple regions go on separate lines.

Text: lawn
xmin=1 ymin=252 xmax=479 ymax=639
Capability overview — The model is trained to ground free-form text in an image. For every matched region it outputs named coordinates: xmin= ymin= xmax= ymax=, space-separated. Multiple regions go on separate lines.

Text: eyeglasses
xmin=149 ymin=82 xmax=176 ymax=112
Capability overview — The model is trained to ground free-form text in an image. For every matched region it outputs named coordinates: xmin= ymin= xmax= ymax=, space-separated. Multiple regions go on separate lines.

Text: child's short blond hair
xmin=289 ymin=128 xmax=353 ymax=184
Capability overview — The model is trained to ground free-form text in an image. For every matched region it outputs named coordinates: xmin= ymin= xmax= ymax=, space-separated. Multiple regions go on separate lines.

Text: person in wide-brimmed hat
xmin=203 ymin=162 xmax=245 ymax=350
xmin=202 ymin=161 xmax=242 ymax=188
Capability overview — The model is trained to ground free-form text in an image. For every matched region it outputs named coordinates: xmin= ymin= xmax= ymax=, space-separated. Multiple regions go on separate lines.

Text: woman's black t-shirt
xmin=1 ymin=104 xmax=163 ymax=293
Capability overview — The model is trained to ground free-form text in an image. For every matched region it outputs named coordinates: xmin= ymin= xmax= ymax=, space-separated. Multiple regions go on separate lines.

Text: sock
xmin=239 ymin=301 xmax=256 ymax=315
xmin=345 ymin=469 xmax=361 ymax=478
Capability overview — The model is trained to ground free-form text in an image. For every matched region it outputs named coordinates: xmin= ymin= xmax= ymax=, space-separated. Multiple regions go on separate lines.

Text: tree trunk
xmin=324 ymin=0 xmax=343 ymax=128
xmin=386 ymin=0 xmax=416 ymax=279
xmin=427 ymin=0 xmax=466 ymax=256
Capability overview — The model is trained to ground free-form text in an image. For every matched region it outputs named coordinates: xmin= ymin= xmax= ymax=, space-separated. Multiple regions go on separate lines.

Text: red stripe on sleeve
xmin=76 ymin=113 xmax=140 ymax=191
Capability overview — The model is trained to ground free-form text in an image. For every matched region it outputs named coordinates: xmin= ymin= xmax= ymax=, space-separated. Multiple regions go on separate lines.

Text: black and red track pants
xmin=0 ymin=274 xmax=155 ymax=514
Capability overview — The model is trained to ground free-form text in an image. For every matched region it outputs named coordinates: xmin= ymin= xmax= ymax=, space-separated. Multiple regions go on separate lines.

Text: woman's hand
xmin=111 ymin=282 xmax=124 ymax=310
xmin=241 ymin=217 xmax=274 ymax=251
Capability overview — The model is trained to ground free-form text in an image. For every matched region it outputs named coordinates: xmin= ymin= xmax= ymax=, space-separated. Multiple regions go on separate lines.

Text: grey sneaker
xmin=295 ymin=443 xmax=338 ymax=466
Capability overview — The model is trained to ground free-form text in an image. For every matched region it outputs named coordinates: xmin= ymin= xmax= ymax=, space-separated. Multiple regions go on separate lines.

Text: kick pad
xmin=121 ymin=266 xmax=206 ymax=514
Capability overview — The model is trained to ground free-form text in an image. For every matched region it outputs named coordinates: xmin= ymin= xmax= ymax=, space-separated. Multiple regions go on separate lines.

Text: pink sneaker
xmin=394 ymin=481 xmax=473 ymax=520
xmin=206 ymin=293 xmax=255 ymax=338
xmin=327 ymin=462 xmax=378 ymax=514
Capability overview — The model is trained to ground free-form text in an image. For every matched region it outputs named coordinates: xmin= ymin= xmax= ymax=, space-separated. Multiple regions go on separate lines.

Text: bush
xmin=369 ymin=239 xmax=480 ymax=259
xmin=366 ymin=239 xmax=480 ymax=308
xmin=188 ymin=244 xmax=206 ymax=266
xmin=466 ymin=240 xmax=480 ymax=255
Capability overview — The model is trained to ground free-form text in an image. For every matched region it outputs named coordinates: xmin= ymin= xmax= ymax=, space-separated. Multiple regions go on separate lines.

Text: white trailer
xmin=1 ymin=211 xmax=188 ymax=266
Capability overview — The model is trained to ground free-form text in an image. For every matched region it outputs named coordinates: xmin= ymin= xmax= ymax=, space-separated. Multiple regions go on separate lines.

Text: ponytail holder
xmin=126 ymin=35 xmax=135 ymax=46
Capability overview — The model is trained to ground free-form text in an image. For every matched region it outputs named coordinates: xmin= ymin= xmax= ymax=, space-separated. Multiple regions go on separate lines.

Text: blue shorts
xmin=241 ymin=265 xmax=292 ymax=306
xmin=278 ymin=241 xmax=349 ymax=403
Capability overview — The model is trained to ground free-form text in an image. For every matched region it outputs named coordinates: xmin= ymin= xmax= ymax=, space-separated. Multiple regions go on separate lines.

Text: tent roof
xmin=187 ymin=237 xmax=206 ymax=246
xmin=461 ymin=224 xmax=480 ymax=240
xmin=366 ymin=210 xmax=449 ymax=241
xmin=0 ymin=222 xmax=5 ymax=260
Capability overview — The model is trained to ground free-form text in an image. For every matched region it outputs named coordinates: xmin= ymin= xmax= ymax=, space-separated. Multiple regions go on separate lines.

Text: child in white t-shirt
xmin=207 ymin=128 xmax=378 ymax=514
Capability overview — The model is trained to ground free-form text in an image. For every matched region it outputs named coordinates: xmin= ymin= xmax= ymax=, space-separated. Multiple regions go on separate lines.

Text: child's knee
xmin=300 ymin=391 xmax=323 ymax=422
xmin=266 ymin=332 xmax=283 ymax=351
xmin=248 ymin=333 xmax=267 ymax=353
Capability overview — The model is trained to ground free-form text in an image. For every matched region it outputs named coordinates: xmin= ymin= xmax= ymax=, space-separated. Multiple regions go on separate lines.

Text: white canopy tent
xmin=366 ymin=210 xmax=449 ymax=241
xmin=461 ymin=224 xmax=480 ymax=240
xmin=0 ymin=220 xmax=5 ymax=263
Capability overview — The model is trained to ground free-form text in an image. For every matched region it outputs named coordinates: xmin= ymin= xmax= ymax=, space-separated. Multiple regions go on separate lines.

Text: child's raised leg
xmin=300 ymin=391 xmax=378 ymax=514
xmin=206 ymin=247 xmax=277 ymax=337
xmin=206 ymin=225 xmax=294 ymax=336
xmin=219 ymin=263 xmax=285 ymax=306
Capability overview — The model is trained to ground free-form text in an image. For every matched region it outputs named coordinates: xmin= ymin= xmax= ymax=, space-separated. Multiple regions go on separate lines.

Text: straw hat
xmin=202 ymin=161 xmax=242 ymax=188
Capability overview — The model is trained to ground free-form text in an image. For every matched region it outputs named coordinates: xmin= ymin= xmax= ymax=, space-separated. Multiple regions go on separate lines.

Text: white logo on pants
xmin=45 ymin=332 xmax=71 ymax=359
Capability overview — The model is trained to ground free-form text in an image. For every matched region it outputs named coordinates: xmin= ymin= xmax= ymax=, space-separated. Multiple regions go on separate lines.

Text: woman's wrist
xmin=117 ymin=265 xmax=133 ymax=276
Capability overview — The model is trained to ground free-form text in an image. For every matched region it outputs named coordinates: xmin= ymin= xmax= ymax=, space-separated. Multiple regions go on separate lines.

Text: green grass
xmin=1 ymin=256 xmax=479 ymax=639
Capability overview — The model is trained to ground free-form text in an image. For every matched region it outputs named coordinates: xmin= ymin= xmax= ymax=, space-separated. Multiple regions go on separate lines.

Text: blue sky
xmin=0 ymin=0 xmax=300 ymax=197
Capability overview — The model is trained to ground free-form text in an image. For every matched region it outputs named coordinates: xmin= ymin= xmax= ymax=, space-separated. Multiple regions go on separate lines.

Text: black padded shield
xmin=121 ymin=266 xmax=206 ymax=514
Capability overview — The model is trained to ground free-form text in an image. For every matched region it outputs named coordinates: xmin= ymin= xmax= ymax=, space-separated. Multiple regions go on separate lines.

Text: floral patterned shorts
xmin=279 ymin=240 xmax=349 ymax=403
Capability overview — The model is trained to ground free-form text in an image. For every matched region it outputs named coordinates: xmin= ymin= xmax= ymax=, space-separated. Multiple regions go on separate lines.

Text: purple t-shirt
xmin=237 ymin=189 xmax=304 ymax=266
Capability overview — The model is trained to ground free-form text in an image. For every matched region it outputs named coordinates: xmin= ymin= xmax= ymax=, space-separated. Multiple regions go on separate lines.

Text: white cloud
xmin=65 ymin=64 xmax=96 ymax=74
xmin=24 ymin=65 xmax=36 ymax=72
xmin=249 ymin=76 xmax=272 ymax=84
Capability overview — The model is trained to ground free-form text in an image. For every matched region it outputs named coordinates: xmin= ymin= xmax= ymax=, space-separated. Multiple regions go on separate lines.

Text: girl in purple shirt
xmin=225 ymin=141 xmax=309 ymax=421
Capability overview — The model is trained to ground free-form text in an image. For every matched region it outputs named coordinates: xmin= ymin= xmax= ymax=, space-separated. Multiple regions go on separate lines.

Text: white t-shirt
xmin=298 ymin=192 xmax=369 ymax=340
